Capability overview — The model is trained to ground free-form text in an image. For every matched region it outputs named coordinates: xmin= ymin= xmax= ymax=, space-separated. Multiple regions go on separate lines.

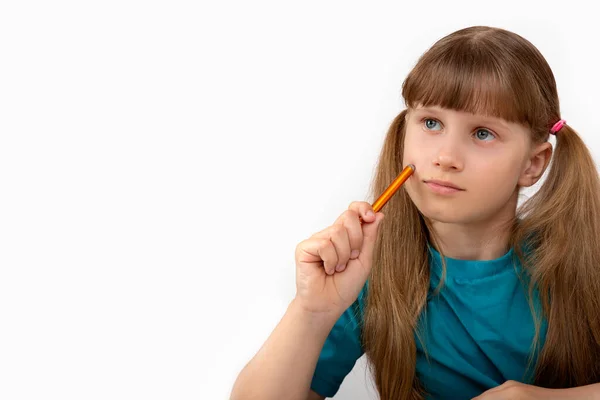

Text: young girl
xmin=230 ymin=26 xmax=600 ymax=400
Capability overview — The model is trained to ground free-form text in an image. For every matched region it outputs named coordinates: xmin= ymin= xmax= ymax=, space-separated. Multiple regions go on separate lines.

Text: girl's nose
xmin=433 ymin=140 xmax=464 ymax=171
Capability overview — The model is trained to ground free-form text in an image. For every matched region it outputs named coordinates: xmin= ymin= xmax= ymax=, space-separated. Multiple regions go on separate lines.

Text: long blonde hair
xmin=361 ymin=26 xmax=600 ymax=399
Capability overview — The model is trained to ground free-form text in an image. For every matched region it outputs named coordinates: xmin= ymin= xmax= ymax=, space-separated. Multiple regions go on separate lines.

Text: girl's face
xmin=402 ymin=105 xmax=548 ymax=225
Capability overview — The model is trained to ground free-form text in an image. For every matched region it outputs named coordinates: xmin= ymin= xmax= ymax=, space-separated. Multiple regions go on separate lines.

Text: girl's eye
xmin=475 ymin=129 xmax=496 ymax=141
xmin=423 ymin=118 xmax=441 ymax=130
xmin=422 ymin=118 xmax=497 ymax=142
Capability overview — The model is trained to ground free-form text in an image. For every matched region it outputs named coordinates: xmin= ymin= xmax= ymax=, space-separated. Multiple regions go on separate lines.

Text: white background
xmin=1 ymin=1 xmax=599 ymax=399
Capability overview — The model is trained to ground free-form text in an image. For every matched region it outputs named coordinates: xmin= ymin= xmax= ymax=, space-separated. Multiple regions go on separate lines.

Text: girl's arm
xmin=558 ymin=383 xmax=600 ymax=400
xmin=230 ymin=299 xmax=338 ymax=400
xmin=474 ymin=380 xmax=600 ymax=399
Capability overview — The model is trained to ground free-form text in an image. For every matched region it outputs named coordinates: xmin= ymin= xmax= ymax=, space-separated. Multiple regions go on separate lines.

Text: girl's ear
xmin=518 ymin=141 xmax=553 ymax=187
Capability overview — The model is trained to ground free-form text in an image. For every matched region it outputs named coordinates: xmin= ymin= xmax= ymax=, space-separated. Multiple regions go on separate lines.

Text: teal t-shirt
xmin=310 ymin=244 xmax=548 ymax=399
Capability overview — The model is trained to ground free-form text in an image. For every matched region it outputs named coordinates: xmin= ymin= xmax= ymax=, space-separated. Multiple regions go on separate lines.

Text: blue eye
xmin=475 ymin=129 xmax=495 ymax=141
xmin=424 ymin=118 xmax=441 ymax=130
xmin=422 ymin=118 xmax=497 ymax=141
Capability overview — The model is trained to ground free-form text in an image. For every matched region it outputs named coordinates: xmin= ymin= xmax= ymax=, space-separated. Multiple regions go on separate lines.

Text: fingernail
xmin=366 ymin=210 xmax=375 ymax=218
xmin=336 ymin=264 xmax=346 ymax=272
xmin=350 ymin=250 xmax=360 ymax=259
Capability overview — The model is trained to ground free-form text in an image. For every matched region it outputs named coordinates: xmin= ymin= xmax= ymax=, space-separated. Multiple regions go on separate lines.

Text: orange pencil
xmin=359 ymin=164 xmax=415 ymax=224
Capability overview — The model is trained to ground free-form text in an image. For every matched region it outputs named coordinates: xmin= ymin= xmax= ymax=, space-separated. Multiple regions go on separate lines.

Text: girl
xmin=230 ymin=26 xmax=600 ymax=399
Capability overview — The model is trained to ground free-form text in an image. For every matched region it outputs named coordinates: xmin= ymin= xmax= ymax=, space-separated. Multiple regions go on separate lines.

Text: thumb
xmin=358 ymin=212 xmax=385 ymax=262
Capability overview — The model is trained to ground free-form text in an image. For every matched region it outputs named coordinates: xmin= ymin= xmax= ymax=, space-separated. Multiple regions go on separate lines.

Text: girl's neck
xmin=428 ymin=196 xmax=517 ymax=261
xmin=429 ymin=223 xmax=511 ymax=261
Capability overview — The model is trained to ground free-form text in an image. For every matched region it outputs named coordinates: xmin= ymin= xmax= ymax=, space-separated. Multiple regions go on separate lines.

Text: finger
xmin=332 ymin=202 xmax=373 ymax=226
xmin=333 ymin=210 xmax=363 ymax=260
xmin=298 ymin=238 xmax=339 ymax=275
xmin=356 ymin=212 xmax=384 ymax=264
xmin=316 ymin=238 xmax=339 ymax=275
xmin=328 ymin=224 xmax=351 ymax=272
xmin=342 ymin=211 xmax=364 ymax=260
xmin=348 ymin=201 xmax=376 ymax=223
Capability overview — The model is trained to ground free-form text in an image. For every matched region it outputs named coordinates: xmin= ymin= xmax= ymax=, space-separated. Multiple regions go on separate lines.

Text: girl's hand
xmin=293 ymin=201 xmax=385 ymax=316
xmin=472 ymin=381 xmax=556 ymax=400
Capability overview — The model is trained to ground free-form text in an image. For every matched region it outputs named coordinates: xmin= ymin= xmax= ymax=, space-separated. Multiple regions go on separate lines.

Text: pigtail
xmin=513 ymin=124 xmax=600 ymax=387
xmin=363 ymin=109 xmax=430 ymax=400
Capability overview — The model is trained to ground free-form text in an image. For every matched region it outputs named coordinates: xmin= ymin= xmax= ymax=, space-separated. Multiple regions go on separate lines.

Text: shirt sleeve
xmin=309 ymin=283 xmax=367 ymax=398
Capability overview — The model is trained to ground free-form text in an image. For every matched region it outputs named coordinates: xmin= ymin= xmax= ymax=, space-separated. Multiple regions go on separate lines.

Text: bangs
xmin=402 ymin=44 xmax=530 ymax=124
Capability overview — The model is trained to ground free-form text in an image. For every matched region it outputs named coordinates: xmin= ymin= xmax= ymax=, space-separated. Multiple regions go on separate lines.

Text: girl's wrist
xmin=289 ymin=298 xmax=341 ymax=331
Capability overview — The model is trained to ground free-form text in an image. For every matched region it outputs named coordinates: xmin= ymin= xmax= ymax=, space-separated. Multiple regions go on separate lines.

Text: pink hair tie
xmin=550 ymin=119 xmax=566 ymax=135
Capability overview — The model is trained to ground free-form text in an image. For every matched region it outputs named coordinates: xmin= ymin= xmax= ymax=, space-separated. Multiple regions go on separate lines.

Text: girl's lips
xmin=425 ymin=181 xmax=464 ymax=195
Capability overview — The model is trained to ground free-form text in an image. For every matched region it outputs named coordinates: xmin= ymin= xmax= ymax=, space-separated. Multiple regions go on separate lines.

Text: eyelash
xmin=421 ymin=117 xmax=497 ymax=141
